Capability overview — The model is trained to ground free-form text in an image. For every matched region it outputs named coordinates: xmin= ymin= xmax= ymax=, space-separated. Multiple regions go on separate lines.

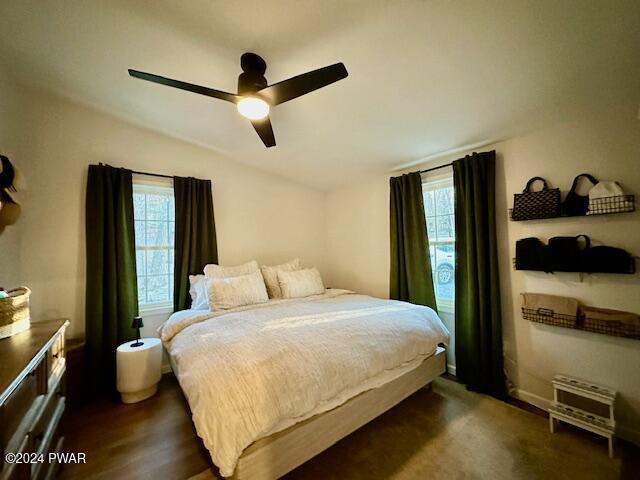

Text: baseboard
xmin=514 ymin=388 xmax=551 ymax=411
xmin=515 ymin=388 xmax=640 ymax=447
xmin=161 ymin=363 xmax=173 ymax=375
xmin=616 ymin=424 xmax=640 ymax=447
xmin=446 ymin=364 xmax=456 ymax=376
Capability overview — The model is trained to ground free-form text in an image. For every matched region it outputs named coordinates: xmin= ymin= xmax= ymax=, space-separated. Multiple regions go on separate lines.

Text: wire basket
xmin=522 ymin=307 xmax=577 ymax=329
xmin=586 ymin=194 xmax=635 ymax=216
xmin=522 ymin=307 xmax=640 ymax=340
xmin=582 ymin=309 xmax=640 ymax=340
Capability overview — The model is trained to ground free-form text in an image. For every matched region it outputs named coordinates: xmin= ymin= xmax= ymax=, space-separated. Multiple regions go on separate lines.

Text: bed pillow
xmin=188 ymin=274 xmax=210 ymax=310
xmin=204 ymin=260 xmax=259 ymax=278
xmin=277 ymin=267 xmax=326 ymax=299
xmin=260 ymin=258 xmax=301 ymax=299
xmin=207 ymin=270 xmax=269 ymax=310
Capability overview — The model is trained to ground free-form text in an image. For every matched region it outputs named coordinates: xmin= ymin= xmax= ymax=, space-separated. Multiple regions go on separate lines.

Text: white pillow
xmin=188 ymin=274 xmax=209 ymax=310
xmin=261 ymin=258 xmax=301 ymax=299
xmin=207 ymin=270 xmax=269 ymax=310
xmin=277 ymin=267 xmax=325 ymax=299
xmin=204 ymin=260 xmax=259 ymax=278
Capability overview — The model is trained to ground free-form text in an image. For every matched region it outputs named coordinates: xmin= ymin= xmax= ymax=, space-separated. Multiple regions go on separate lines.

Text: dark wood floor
xmin=61 ymin=374 xmax=640 ymax=480
xmin=61 ymin=375 xmax=212 ymax=480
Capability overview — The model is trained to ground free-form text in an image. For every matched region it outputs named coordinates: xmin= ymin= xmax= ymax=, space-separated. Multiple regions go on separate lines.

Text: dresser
xmin=0 ymin=320 xmax=69 ymax=480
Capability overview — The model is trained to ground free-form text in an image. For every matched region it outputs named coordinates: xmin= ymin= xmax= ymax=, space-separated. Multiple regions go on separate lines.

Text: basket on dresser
xmin=0 ymin=287 xmax=31 ymax=340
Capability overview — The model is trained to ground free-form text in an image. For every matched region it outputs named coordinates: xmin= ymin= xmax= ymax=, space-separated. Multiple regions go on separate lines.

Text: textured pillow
xmin=207 ymin=270 xmax=269 ymax=310
xmin=277 ymin=267 xmax=325 ymax=299
xmin=261 ymin=258 xmax=301 ymax=299
xmin=188 ymin=274 xmax=209 ymax=310
xmin=204 ymin=260 xmax=259 ymax=278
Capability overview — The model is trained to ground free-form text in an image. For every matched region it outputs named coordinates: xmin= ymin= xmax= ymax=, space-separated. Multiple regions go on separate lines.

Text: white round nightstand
xmin=116 ymin=337 xmax=162 ymax=404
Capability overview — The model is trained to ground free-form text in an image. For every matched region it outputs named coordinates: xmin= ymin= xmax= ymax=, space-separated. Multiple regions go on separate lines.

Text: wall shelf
xmin=511 ymin=257 xmax=636 ymax=274
xmin=509 ymin=194 xmax=635 ymax=221
xmin=522 ymin=307 xmax=640 ymax=340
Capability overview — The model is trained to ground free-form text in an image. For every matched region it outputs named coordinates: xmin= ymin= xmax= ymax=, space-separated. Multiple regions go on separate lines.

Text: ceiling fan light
xmin=237 ymin=97 xmax=270 ymax=120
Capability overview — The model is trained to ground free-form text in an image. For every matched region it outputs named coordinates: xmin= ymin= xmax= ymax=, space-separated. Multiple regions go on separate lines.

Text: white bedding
xmin=161 ymin=290 xmax=449 ymax=477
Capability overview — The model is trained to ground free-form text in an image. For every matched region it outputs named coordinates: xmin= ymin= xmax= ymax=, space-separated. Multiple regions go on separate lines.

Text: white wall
xmin=324 ymin=104 xmax=640 ymax=444
xmin=0 ymin=85 xmax=327 ymax=339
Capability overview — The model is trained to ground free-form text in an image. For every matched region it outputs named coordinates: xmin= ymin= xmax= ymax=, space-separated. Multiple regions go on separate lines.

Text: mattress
xmin=161 ymin=289 xmax=449 ymax=477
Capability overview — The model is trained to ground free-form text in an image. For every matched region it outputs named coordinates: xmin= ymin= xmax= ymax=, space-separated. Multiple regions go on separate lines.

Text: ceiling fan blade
xmin=250 ymin=116 xmax=276 ymax=148
xmin=257 ymin=63 xmax=348 ymax=106
xmin=128 ymin=69 xmax=239 ymax=103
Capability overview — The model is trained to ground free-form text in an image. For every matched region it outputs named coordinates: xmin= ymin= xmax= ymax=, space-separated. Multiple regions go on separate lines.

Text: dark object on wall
xmin=582 ymin=245 xmax=636 ymax=274
xmin=511 ymin=177 xmax=561 ymax=221
xmin=515 ymin=235 xmax=635 ymax=274
xmin=85 ymin=164 xmax=138 ymax=395
xmin=174 ymin=176 xmax=218 ymax=311
xmin=129 ymin=53 xmax=348 ymax=148
xmin=389 ymin=172 xmax=437 ymax=309
xmin=515 ymin=237 xmax=547 ymax=271
xmin=453 ymin=150 xmax=506 ymax=400
xmin=0 ymin=155 xmax=22 ymax=235
xmin=0 ymin=155 xmax=16 ymax=191
xmin=562 ymin=173 xmax=599 ymax=217
xmin=0 ymin=190 xmax=21 ymax=234
xmin=547 ymin=235 xmax=590 ymax=272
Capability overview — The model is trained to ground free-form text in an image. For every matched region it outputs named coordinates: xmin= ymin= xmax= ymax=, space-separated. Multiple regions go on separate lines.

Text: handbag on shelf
xmin=587 ymin=181 xmax=634 ymax=215
xmin=515 ymin=237 xmax=547 ymax=271
xmin=547 ymin=235 xmax=590 ymax=272
xmin=511 ymin=177 xmax=561 ymax=221
xmin=582 ymin=245 xmax=635 ymax=274
xmin=561 ymin=173 xmax=598 ymax=217
xmin=511 ymin=177 xmax=560 ymax=220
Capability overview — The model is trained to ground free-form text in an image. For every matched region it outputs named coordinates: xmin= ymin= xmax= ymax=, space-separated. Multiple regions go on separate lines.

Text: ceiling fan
xmin=128 ymin=53 xmax=348 ymax=148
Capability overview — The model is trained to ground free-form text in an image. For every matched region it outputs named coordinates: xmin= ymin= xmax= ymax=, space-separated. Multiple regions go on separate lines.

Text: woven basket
xmin=0 ymin=287 xmax=31 ymax=339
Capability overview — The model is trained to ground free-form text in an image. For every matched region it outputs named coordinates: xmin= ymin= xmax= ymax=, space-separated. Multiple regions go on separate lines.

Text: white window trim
xmin=422 ymin=173 xmax=455 ymax=314
xmin=133 ymin=177 xmax=176 ymax=313
xmin=437 ymin=298 xmax=455 ymax=314
xmin=139 ymin=303 xmax=174 ymax=316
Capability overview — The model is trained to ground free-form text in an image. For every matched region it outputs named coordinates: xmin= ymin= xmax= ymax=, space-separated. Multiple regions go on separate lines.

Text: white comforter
xmin=161 ymin=290 xmax=449 ymax=477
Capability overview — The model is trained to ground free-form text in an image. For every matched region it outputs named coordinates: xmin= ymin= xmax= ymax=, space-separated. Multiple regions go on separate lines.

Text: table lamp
xmin=131 ymin=316 xmax=144 ymax=347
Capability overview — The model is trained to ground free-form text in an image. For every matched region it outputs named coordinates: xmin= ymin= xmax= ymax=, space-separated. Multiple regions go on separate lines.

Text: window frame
xmin=422 ymin=172 xmax=455 ymax=314
xmin=132 ymin=175 xmax=175 ymax=315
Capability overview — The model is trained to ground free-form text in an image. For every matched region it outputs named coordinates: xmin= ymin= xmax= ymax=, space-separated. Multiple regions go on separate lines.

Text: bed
xmin=160 ymin=289 xmax=449 ymax=480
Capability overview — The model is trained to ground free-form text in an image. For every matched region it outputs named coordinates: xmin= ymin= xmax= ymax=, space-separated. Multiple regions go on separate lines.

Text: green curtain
xmin=174 ymin=176 xmax=218 ymax=311
xmin=453 ymin=151 xmax=506 ymax=399
xmin=389 ymin=172 xmax=437 ymax=309
xmin=85 ymin=164 xmax=138 ymax=395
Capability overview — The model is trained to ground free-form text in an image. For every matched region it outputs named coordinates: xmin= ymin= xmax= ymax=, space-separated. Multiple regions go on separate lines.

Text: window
xmin=133 ymin=181 xmax=175 ymax=311
xmin=422 ymin=175 xmax=455 ymax=312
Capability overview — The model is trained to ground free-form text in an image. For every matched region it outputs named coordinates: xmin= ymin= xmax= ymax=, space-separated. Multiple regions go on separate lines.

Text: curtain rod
xmin=419 ymin=162 xmax=452 ymax=174
xmin=97 ymin=163 xmax=174 ymax=179
xmin=131 ymin=169 xmax=173 ymax=179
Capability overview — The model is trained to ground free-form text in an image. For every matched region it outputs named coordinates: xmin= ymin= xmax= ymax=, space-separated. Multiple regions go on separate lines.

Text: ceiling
xmin=1 ymin=1 xmax=639 ymax=190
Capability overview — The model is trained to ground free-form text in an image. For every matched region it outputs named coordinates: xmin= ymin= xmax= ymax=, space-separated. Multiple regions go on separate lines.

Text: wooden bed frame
xmin=188 ymin=347 xmax=446 ymax=480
